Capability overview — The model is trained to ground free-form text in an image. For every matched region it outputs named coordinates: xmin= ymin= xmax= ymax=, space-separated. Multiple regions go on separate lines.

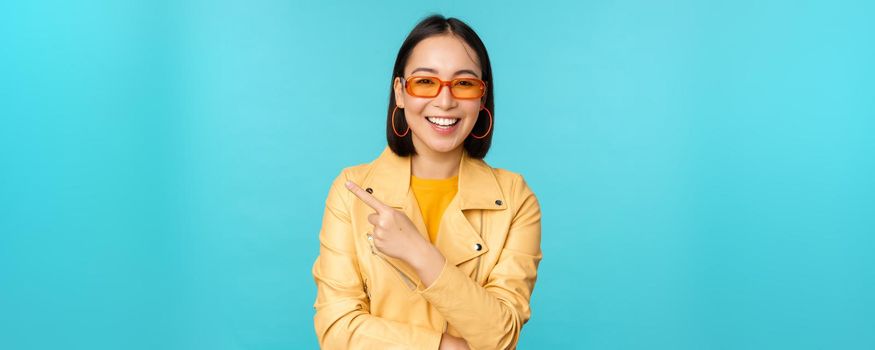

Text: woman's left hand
xmin=345 ymin=180 xmax=430 ymax=263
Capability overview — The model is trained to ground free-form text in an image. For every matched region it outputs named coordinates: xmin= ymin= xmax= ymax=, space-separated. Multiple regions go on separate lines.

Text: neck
xmin=411 ymin=145 xmax=463 ymax=179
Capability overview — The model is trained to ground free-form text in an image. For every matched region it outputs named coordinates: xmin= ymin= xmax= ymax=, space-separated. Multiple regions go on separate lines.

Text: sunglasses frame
xmin=402 ymin=75 xmax=488 ymax=100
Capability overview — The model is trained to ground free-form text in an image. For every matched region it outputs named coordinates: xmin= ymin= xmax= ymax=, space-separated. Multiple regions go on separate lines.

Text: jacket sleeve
xmin=416 ymin=174 xmax=542 ymax=350
xmin=312 ymin=170 xmax=443 ymax=349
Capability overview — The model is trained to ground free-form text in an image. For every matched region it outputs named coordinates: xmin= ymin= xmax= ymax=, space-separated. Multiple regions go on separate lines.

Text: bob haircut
xmin=386 ymin=14 xmax=494 ymax=159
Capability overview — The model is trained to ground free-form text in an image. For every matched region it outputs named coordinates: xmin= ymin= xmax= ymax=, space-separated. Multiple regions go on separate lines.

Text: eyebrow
xmin=409 ymin=67 xmax=480 ymax=78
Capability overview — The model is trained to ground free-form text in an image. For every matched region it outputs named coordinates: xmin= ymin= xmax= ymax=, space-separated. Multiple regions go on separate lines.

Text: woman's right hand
xmin=439 ymin=333 xmax=470 ymax=350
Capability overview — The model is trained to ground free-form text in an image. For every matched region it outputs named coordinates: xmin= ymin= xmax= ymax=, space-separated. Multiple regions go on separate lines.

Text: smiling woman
xmin=312 ymin=14 xmax=542 ymax=350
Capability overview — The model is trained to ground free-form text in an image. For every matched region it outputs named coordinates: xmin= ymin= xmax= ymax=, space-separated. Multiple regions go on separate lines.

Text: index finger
xmin=345 ymin=180 xmax=389 ymax=212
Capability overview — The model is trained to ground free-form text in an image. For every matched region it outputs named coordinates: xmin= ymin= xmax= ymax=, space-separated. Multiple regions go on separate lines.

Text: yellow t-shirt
xmin=410 ymin=174 xmax=459 ymax=243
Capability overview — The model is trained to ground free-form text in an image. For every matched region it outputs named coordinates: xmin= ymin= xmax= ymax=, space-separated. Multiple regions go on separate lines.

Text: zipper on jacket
xmin=368 ymin=233 xmax=417 ymax=291
xmin=376 ymin=254 xmax=416 ymax=290
xmin=379 ymin=255 xmax=416 ymax=290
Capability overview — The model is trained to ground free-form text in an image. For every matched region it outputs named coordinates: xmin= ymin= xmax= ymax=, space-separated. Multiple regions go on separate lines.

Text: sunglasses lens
xmin=451 ymin=79 xmax=485 ymax=98
xmin=408 ymin=77 xmax=440 ymax=97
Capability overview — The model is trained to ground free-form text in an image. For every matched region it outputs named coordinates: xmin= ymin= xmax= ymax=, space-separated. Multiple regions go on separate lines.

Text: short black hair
xmin=386 ymin=14 xmax=494 ymax=159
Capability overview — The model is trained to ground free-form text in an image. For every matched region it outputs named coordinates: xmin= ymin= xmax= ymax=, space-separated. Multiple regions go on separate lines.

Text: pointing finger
xmin=345 ymin=181 xmax=388 ymax=212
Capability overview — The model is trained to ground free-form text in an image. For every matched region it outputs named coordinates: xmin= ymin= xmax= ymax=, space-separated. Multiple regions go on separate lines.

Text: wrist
xmin=407 ymin=241 xmax=444 ymax=275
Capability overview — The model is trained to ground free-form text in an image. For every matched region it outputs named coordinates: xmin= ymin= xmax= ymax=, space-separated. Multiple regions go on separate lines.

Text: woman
xmin=312 ymin=14 xmax=542 ymax=350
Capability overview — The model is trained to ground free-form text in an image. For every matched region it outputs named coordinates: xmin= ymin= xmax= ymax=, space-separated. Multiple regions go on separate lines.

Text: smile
xmin=426 ymin=116 xmax=460 ymax=127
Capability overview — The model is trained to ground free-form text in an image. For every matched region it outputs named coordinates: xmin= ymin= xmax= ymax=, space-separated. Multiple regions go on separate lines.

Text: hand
xmin=439 ymin=333 xmax=470 ymax=350
xmin=345 ymin=180 xmax=429 ymax=263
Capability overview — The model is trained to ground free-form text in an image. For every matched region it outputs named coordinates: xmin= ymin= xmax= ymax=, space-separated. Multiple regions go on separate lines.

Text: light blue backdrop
xmin=2 ymin=0 xmax=873 ymax=349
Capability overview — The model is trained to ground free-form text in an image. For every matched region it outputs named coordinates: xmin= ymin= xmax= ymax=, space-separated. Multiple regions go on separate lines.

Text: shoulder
xmin=486 ymin=167 xmax=542 ymax=234
xmin=491 ymin=167 xmax=526 ymax=186
xmin=339 ymin=163 xmax=372 ymax=182
xmin=489 ymin=166 xmax=540 ymax=209
xmin=491 ymin=166 xmax=535 ymax=192
xmin=324 ymin=162 xmax=372 ymax=208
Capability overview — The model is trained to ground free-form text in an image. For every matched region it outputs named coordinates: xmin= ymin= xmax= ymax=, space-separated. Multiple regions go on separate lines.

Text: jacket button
xmin=365 ymin=187 xmax=373 ymax=194
xmin=495 ymin=199 xmax=502 ymax=206
xmin=474 ymin=243 xmax=482 ymax=251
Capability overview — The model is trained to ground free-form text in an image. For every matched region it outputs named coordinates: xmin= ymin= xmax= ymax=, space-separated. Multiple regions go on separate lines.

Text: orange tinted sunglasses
xmin=402 ymin=76 xmax=487 ymax=99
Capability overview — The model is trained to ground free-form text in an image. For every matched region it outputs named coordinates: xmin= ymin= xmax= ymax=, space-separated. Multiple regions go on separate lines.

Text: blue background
xmin=2 ymin=0 xmax=873 ymax=349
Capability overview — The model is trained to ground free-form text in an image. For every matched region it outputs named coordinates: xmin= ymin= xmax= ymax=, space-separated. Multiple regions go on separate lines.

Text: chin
xmin=419 ymin=137 xmax=465 ymax=154
xmin=427 ymin=142 xmax=461 ymax=153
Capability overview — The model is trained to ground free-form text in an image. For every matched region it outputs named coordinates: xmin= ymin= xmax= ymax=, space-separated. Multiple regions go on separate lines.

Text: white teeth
xmin=426 ymin=117 xmax=459 ymax=126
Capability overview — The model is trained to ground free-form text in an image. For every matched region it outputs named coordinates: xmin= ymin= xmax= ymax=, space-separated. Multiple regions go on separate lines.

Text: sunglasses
xmin=402 ymin=76 xmax=487 ymax=99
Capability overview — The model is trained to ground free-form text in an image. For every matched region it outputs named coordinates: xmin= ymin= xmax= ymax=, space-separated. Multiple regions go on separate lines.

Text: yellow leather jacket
xmin=312 ymin=146 xmax=542 ymax=349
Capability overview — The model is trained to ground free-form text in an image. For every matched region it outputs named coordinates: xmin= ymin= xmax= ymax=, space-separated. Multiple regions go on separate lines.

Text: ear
xmin=393 ymin=77 xmax=405 ymax=108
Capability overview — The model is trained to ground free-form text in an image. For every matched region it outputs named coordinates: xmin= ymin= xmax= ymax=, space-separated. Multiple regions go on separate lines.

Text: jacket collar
xmin=365 ymin=146 xmax=507 ymax=211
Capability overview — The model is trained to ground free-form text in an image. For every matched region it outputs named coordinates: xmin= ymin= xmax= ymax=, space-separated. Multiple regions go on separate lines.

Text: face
xmin=393 ymin=34 xmax=486 ymax=155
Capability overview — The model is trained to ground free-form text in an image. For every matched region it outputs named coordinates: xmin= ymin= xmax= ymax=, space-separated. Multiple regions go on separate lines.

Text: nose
xmin=433 ymin=82 xmax=457 ymax=110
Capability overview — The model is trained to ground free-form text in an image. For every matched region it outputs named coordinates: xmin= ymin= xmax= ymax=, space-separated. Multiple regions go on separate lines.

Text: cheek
xmin=401 ymin=100 xmax=428 ymax=119
xmin=463 ymin=105 xmax=483 ymax=121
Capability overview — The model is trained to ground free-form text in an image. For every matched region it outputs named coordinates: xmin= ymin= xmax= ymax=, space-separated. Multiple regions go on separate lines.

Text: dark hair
xmin=386 ymin=14 xmax=494 ymax=159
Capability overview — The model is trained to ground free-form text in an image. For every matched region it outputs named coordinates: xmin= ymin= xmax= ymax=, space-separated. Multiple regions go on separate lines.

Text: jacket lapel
xmin=435 ymin=148 xmax=507 ymax=266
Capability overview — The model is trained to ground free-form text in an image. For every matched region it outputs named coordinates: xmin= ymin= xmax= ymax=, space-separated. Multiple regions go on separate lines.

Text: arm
xmin=312 ymin=171 xmax=443 ymax=349
xmin=410 ymin=175 xmax=543 ymax=350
